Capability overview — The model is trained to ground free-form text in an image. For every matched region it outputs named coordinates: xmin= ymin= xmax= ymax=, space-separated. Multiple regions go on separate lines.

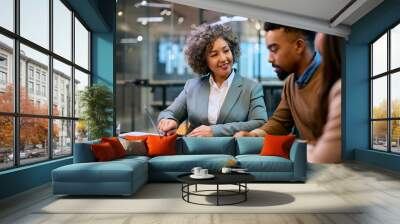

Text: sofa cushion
xmin=115 ymin=155 xmax=150 ymax=163
xmin=260 ymin=134 xmax=296 ymax=159
xmin=235 ymin=137 xmax=263 ymax=155
xmin=148 ymin=154 xmax=235 ymax=172
xmin=52 ymin=158 xmax=147 ymax=183
xmin=119 ymin=138 xmax=147 ymax=156
xmin=177 ymin=137 xmax=235 ymax=155
xmin=236 ymin=155 xmax=293 ymax=172
xmin=101 ymin=137 xmax=127 ymax=158
xmin=124 ymin=135 xmax=149 ymax=141
xmin=147 ymin=134 xmax=177 ymax=157
xmin=91 ymin=142 xmax=118 ymax=161
xmin=74 ymin=140 xmax=100 ymax=163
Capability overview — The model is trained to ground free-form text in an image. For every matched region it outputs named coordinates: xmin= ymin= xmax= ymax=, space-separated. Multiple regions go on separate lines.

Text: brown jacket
xmin=254 ymin=65 xmax=325 ymax=143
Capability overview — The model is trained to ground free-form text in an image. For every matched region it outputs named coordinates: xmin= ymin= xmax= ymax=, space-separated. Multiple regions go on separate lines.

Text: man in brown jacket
xmin=235 ymin=23 xmax=325 ymax=144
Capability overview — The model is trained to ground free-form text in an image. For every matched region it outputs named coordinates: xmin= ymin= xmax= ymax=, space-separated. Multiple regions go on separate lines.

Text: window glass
xmin=372 ymin=121 xmax=388 ymax=151
xmin=0 ymin=116 xmax=13 ymax=170
xmin=372 ymin=33 xmax=387 ymax=76
xmin=53 ymin=0 xmax=72 ymax=60
xmin=75 ymin=120 xmax=88 ymax=143
xmin=53 ymin=119 xmax=72 ymax=158
xmin=391 ymin=72 xmax=400 ymax=118
xmin=0 ymin=0 xmax=14 ymax=31
xmin=0 ymin=35 xmax=14 ymax=113
xmin=372 ymin=77 xmax=387 ymax=119
xmin=20 ymin=44 xmax=49 ymax=115
xmin=0 ymin=0 xmax=93 ymax=168
xmin=20 ymin=117 xmax=49 ymax=165
xmin=391 ymin=120 xmax=400 ymax=153
xmin=74 ymin=69 xmax=89 ymax=118
xmin=53 ymin=59 xmax=72 ymax=116
xmin=391 ymin=24 xmax=400 ymax=70
xmin=74 ymin=18 xmax=89 ymax=70
xmin=20 ymin=0 xmax=49 ymax=49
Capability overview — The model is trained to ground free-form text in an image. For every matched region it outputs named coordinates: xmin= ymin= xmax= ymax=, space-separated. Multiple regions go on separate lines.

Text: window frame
xmin=0 ymin=0 xmax=92 ymax=171
xmin=370 ymin=19 xmax=400 ymax=154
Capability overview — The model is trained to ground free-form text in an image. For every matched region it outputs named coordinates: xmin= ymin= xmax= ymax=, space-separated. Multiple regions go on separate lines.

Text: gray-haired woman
xmin=157 ymin=23 xmax=267 ymax=137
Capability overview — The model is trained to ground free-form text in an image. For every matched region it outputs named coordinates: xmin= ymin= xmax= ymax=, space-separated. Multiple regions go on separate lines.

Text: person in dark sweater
xmin=235 ymin=23 xmax=325 ymax=144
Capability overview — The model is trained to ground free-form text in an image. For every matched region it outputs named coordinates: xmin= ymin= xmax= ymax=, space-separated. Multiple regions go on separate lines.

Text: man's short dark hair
xmin=264 ymin=22 xmax=316 ymax=50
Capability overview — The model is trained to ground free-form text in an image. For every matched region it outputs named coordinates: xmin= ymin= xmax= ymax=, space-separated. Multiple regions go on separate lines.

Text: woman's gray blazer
xmin=157 ymin=74 xmax=267 ymax=136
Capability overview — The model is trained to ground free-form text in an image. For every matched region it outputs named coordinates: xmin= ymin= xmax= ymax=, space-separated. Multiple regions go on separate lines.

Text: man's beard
xmin=273 ymin=64 xmax=290 ymax=81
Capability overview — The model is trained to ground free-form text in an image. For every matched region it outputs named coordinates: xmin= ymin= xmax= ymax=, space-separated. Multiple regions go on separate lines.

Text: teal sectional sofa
xmin=52 ymin=137 xmax=307 ymax=196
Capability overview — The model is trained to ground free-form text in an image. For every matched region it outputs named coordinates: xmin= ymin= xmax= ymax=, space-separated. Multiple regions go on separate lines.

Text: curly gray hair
xmin=184 ymin=24 xmax=240 ymax=75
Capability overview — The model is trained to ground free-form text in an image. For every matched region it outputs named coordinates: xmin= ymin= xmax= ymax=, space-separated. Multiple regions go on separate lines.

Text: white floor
xmin=1 ymin=162 xmax=400 ymax=224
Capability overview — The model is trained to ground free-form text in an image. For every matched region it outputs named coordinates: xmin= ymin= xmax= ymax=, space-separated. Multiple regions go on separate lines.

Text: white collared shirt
xmin=208 ymin=70 xmax=235 ymax=124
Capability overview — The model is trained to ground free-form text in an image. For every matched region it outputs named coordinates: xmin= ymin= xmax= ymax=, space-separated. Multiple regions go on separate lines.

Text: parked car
xmin=7 ymin=153 xmax=13 ymax=161
xmin=8 ymin=150 xmax=32 ymax=160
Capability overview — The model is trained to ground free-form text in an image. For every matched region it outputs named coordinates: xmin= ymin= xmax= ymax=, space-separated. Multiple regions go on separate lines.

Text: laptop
xmin=144 ymin=107 xmax=185 ymax=137
xmin=144 ymin=107 xmax=165 ymax=136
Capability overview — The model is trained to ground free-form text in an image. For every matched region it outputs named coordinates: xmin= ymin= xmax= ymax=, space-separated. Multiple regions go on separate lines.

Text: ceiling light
xmin=137 ymin=17 xmax=164 ymax=24
xmin=160 ymin=9 xmax=170 ymax=16
xmin=177 ymin=17 xmax=184 ymax=24
xmin=213 ymin=16 xmax=248 ymax=25
xmin=117 ymin=11 xmax=123 ymax=16
xmin=232 ymin=16 xmax=248 ymax=21
xmin=135 ymin=0 xmax=172 ymax=8
xmin=120 ymin=38 xmax=138 ymax=44
xmin=120 ymin=35 xmax=144 ymax=44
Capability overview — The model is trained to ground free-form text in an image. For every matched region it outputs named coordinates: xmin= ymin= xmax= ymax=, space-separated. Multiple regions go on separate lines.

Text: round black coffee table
xmin=177 ymin=173 xmax=255 ymax=206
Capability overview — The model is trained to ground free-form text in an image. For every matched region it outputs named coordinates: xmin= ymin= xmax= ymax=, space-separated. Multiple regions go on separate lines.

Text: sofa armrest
xmin=73 ymin=140 xmax=100 ymax=163
xmin=289 ymin=140 xmax=307 ymax=181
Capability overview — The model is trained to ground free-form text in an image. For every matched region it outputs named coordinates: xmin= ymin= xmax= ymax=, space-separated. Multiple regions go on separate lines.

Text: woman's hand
xmin=158 ymin=119 xmax=178 ymax=135
xmin=187 ymin=125 xmax=213 ymax=137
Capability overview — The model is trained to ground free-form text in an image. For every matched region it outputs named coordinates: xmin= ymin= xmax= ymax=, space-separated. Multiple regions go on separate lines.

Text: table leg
xmin=181 ymin=184 xmax=183 ymax=199
xmin=187 ymin=184 xmax=190 ymax=202
xmin=217 ymin=184 xmax=219 ymax=206
xmin=245 ymin=183 xmax=247 ymax=201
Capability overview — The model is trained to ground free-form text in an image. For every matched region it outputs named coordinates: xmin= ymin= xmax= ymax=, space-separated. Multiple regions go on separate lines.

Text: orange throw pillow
xmin=260 ymin=134 xmax=296 ymax=159
xmin=101 ymin=137 xmax=127 ymax=158
xmin=124 ymin=135 xmax=149 ymax=141
xmin=91 ymin=142 xmax=117 ymax=161
xmin=146 ymin=134 xmax=177 ymax=157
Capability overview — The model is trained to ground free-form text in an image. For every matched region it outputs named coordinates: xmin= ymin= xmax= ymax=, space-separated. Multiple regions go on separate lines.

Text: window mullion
xmin=71 ymin=10 xmax=76 ymax=154
xmin=49 ymin=0 xmax=54 ymax=160
xmin=388 ymin=29 xmax=391 ymax=152
xmin=13 ymin=0 xmax=20 ymax=167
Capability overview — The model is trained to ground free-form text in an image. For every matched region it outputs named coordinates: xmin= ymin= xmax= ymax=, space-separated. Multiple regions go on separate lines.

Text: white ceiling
xmin=166 ymin=0 xmax=384 ymax=38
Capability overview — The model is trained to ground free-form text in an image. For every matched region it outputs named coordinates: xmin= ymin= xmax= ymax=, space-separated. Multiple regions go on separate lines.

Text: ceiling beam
xmin=166 ymin=0 xmax=351 ymax=37
xmin=330 ymin=0 xmax=369 ymax=27
xmin=334 ymin=0 xmax=384 ymax=26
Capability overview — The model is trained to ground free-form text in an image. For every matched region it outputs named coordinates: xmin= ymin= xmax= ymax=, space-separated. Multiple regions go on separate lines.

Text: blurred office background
xmin=116 ymin=0 xmax=283 ymax=133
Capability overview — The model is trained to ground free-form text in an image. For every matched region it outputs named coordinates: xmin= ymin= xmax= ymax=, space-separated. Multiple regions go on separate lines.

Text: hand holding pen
xmin=158 ymin=118 xmax=178 ymax=136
